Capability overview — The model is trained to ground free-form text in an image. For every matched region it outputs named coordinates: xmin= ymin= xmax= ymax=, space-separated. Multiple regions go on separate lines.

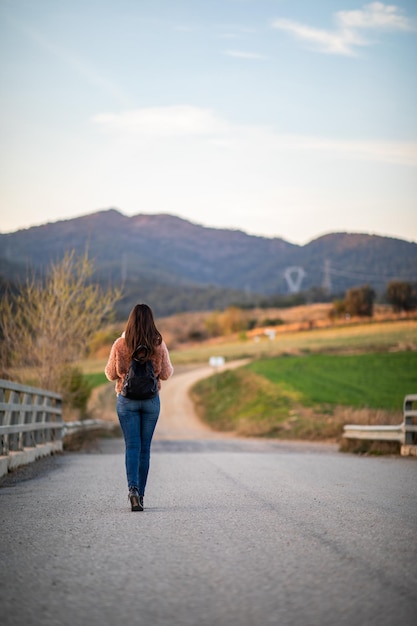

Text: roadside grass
xmin=191 ymin=368 xmax=295 ymax=436
xmin=191 ymin=351 xmax=416 ymax=444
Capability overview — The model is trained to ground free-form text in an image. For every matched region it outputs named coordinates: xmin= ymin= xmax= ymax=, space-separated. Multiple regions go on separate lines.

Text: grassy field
xmin=191 ymin=350 xmax=416 ymax=444
xmin=82 ymin=318 xmax=416 ymax=388
xmin=248 ymin=351 xmax=417 ymax=411
xmin=170 ymin=319 xmax=417 ymax=365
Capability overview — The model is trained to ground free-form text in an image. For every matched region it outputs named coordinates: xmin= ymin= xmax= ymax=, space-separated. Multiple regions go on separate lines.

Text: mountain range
xmin=1 ymin=209 xmax=416 ymax=318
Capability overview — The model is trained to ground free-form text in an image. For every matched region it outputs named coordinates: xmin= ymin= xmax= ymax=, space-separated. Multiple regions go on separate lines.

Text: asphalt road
xmin=1 ymin=367 xmax=416 ymax=626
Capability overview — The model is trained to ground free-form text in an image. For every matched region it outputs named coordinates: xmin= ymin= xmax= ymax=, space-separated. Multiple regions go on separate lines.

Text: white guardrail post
xmin=403 ymin=394 xmax=417 ymax=446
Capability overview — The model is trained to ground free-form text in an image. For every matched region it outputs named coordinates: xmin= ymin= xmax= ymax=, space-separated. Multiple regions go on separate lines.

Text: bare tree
xmin=386 ymin=281 xmax=416 ymax=312
xmin=0 ymin=250 xmax=121 ymax=390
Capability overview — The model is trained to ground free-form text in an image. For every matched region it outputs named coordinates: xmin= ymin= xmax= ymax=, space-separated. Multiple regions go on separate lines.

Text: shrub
xmin=329 ymin=299 xmax=346 ymax=320
xmin=344 ymin=285 xmax=375 ymax=317
xmin=59 ymin=365 xmax=93 ymax=418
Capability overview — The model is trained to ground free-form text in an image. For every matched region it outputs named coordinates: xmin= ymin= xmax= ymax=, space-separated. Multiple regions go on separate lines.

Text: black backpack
xmin=121 ymin=345 xmax=159 ymax=400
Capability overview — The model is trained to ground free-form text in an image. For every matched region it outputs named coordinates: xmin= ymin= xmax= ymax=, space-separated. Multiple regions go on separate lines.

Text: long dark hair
xmin=124 ymin=304 xmax=162 ymax=360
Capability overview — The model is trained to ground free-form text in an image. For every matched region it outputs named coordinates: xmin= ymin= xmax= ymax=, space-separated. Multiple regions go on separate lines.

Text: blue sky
xmin=1 ymin=0 xmax=416 ymax=244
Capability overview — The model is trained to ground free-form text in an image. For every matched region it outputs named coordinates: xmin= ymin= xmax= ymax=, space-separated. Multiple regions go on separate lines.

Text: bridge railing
xmin=343 ymin=394 xmax=417 ymax=454
xmin=0 ymin=378 xmax=63 ymax=460
xmin=0 ymin=378 xmax=118 ymax=477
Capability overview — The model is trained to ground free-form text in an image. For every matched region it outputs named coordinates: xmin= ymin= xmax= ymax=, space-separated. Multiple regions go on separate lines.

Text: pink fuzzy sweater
xmin=105 ymin=337 xmax=174 ymax=395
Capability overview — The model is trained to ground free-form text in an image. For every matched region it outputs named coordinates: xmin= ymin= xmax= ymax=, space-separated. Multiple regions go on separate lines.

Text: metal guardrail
xmin=0 ymin=378 xmax=63 ymax=456
xmin=0 ymin=379 xmax=117 ymax=477
xmin=63 ymin=419 xmax=115 ymax=437
xmin=343 ymin=394 xmax=417 ymax=446
xmin=403 ymin=394 xmax=417 ymax=445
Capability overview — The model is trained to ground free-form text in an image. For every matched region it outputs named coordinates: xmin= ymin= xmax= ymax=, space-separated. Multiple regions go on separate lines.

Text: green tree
xmin=386 ymin=281 xmax=416 ymax=312
xmin=0 ymin=250 xmax=121 ymax=391
xmin=344 ymin=285 xmax=375 ymax=317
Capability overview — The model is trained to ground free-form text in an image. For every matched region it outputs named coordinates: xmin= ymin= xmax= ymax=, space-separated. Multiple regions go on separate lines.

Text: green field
xmin=248 ymin=351 xmax=417 ymax=411
xmin=191 ymin=350 xmax=416 ymax=441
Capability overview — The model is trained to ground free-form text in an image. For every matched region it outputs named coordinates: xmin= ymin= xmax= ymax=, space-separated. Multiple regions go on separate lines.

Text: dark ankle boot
xmin=128 ymin=487 xmax=141 ymax=512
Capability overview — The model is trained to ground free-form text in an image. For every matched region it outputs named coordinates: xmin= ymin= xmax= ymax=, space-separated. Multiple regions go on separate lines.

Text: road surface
xmin=1 ymin=364 xmax=416 ymax=626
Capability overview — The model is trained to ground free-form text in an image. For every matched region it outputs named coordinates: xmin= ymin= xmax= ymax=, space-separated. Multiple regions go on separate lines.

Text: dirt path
xmin=92 ymin=360 xmax=249 ymax=440
xmin=157 ymin=360 xmax=249 ymax=440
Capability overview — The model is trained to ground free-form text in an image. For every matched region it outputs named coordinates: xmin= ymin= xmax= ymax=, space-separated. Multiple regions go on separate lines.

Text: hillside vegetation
xmin=1 ymin=209 xmax=416 ymax=317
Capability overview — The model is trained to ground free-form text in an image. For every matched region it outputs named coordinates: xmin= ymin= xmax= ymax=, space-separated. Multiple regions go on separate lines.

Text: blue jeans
xmin=116 ymin=394 xmax=160 ymax=496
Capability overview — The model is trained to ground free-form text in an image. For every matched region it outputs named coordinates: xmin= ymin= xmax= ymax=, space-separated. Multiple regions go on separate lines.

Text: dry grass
xmin=87 ymin=303 xmax=416 ymax=365
xmin=80 ymin=316 xmax=417 ymax=372
xmin=169 ymin=319 xmax=417 ymax=365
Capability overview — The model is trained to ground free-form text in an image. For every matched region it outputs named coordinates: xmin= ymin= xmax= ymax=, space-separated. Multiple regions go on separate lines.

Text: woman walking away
xmin=105 ymin=304 xmax=174 ymax=511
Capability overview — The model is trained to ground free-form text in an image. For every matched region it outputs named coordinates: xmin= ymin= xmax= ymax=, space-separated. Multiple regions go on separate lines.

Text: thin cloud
xmin=224 ymin=49 xmax=268 ymax=59
xmin=271 ymin=19 xmax=367 ymax=56
xmin=272 ymin=2 xmax=416 ymax=56
xmin=93 ymin=106 xmax=230 ymax=136
xmin=92 ymin=105 xmax=417 ymax=167
xmin=337 ymin=2 xmax=415 ymax=30
xmin=278 ymin=134 xmax=417 ymax=167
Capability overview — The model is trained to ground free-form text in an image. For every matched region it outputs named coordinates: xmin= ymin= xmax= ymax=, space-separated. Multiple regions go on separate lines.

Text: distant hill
xmin=1 ymin=209 xmax=416 ymax=317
